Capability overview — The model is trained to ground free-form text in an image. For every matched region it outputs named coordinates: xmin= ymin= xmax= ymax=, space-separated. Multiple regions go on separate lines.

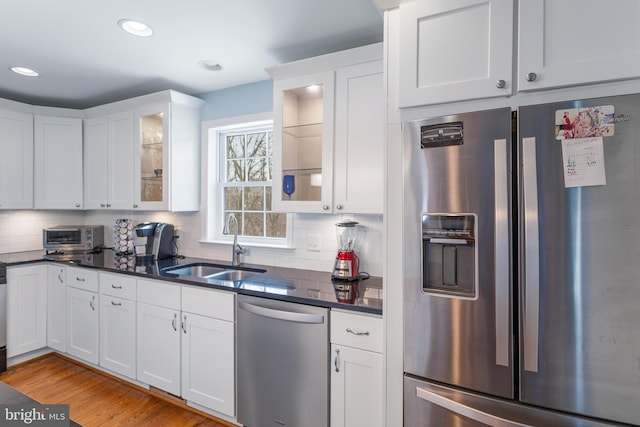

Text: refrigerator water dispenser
xmin=421 ymin=214 xmax=477 ymax=298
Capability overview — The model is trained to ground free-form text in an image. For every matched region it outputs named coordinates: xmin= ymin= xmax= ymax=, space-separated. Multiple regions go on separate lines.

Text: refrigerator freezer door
xmin=403 ymin=108 xmax=514 ymax=399
xmin=519 ymin=94 xmax=640 ymax=425
xmin=404 ymin=376 xmax=622 ymax=427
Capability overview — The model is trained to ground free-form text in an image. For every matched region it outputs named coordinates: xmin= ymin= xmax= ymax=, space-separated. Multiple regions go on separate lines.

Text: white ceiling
xmin=0 ymin=0 xmax=383 ymax=109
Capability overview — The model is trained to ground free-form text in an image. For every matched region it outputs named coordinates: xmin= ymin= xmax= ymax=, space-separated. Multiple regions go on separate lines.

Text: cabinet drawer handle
xmin=76 ymin=277 xmax=85 ymax=282
xmin=111 ymin=284 xmax=123 ymax=289
xmin=334 ymin=348 xmax=340 ymax=373
xmin=111 ymin=301 xmax=122 ymax=306
xmin=346 ymin=328 xmax=370 ymax=336
xmin=182 ymin=315 xmax=187 ymax=334
xmin=171 ymin=313 xmax=177 ymax=331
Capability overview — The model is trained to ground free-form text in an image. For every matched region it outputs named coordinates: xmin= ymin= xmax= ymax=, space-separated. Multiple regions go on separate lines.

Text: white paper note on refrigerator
xmin=561 ymin=137 xmax=606 ymax=188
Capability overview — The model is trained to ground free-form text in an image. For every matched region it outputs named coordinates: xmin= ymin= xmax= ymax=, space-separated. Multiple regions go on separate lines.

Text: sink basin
xmin=162 ymin=262 xmax=266 ymax=282
xmin=162 ymin=263 xmax=226 ymax=277
xmin=207 ymin=270 xmax=256 ymax=282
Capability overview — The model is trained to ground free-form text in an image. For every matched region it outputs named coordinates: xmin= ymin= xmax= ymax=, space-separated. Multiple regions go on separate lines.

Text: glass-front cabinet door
xmin=134 ymin=103 xmax=168 ymax=210
xmin=272 ymin=70 xmax=335 ymax=213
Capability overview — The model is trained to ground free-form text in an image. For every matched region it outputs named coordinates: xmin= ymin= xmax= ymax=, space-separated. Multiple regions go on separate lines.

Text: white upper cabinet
xmin=397 ymin=0 xmax=513 ymax=108
xmin=334 ymin=60 xmax=384 ymax=214
xmin=84 ymin=111 xmax=134 ymax=210
xmin=83 ymin=90 xmax=203 ymax=212
xmin=0 ymin=108 xmax=33 ymax=209
xmin=518 ymin=0 xmax=640 ymax=91
xmin=34 ymin=115 xmax=83 ymax=209
xmin=272 ymin=70 xmax=336 ymax=213
xmin=269 ymin=43 xmax=384 ymax=214
xmin=133 ymin=93 xmax=203 ymax=211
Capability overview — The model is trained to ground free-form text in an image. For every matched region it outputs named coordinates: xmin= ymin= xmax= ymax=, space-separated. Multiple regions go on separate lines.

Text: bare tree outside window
xmin=221 ymin=128 xmax=287 ymax=238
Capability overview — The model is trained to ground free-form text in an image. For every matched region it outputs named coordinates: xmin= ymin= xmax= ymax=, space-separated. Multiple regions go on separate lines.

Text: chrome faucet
xmin=224 ymin=213 xmax=246 ymax=266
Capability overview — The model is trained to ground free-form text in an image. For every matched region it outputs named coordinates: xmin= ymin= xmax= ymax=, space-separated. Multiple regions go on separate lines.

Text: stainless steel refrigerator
xmin=403 ymin=94 xmax=640 ymax=426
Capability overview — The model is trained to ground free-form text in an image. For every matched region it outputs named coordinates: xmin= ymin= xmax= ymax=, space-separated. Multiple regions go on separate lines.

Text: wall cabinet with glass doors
xmin=269 ymin=43 xmax=384 ymax=214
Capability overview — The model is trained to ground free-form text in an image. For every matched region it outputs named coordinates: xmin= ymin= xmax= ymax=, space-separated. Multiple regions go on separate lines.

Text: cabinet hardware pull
xmin=90 ymin=296 xmax=95 ymax=311
xmin=322 ymin=205 xmax=329 ymax=211
xmin=76 ymin=277 xmax=85 ymax=282
xmin=100 ymin=204 xmax=105 ymax=208
xmin=106 ymin=203 xmax=111 ymax=208
xmin=172 ymin=314 xmax=177 ymax=331
xmin=334 ymin=348 xmax=340 ymax=373
xmin=111 ymin=284 xmax=122 ymax=289
xmin=526 ymin=72 xmax=537 ymax=82
xmin=58 ymin=272 xmax=63 ymax=283
xmin=346 ymin=328 xmax=369 ymax=336
xmin=111 ymin=301 xmax=122 ymax=306
xmin=496 ymin=79 xmax=506 ymax=89
xmin=182 ymin=315 xmax=187 ymax=334
xmin=75 ymin=203 xmax=81 ymax=208
xmin=336 ymin=204 xmax=343 ymax=210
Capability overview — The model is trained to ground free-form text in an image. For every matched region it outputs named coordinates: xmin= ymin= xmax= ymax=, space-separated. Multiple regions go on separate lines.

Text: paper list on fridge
xmin=561 ymin=137 xmax=606 ymax=188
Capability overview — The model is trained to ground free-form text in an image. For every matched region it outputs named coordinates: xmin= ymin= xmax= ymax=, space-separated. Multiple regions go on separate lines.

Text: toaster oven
xmin=43 ymin=225 xmax=104 ymax=252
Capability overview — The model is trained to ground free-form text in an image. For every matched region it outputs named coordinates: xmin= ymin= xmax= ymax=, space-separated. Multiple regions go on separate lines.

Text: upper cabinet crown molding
xmin=266 ymin=43 xmax=383 ymax=81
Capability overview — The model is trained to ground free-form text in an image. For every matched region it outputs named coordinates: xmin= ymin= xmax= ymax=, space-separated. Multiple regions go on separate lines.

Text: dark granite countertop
xmin=1 ymin=250 xmax=382 ymax=315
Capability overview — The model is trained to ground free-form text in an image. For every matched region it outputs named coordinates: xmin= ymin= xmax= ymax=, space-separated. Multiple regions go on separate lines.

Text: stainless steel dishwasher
xmin=237 ymin=295 xmax=329 ymax=427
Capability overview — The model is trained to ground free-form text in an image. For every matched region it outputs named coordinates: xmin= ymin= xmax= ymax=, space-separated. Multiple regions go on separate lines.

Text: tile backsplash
xmin=1 ymin=210 xmax=383 ymax=277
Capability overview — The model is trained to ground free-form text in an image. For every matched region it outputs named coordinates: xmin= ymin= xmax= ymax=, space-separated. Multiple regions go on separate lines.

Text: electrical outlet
xmin=307 ymin=234 xmax=321 ymax=252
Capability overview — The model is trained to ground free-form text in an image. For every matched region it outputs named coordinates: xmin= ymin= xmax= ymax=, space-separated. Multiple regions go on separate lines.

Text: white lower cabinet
xmin=100 ymin=296 xmax=136 ymax=378
xmin=66 ymin=266 xmax=99 ymax=364
xmin=330 ymin=310 xmax=383 ymax=427
xmin=136 ymin=279 xmax=181 ymax=396
xmin=47 ymin=265 xmax=66 ymax=352
xmin=181 ymin=286 xmax=235 ymax=417
xmin=99 ymin=272 xmax=137 ymax=378
xmin=7 ymin=265 xmax=47 ymax=358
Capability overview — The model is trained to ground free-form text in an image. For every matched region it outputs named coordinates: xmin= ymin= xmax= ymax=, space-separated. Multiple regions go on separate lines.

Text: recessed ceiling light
xmin=118 ymin=19 xmax=153 ymax=37
xmin=10 ymin=66 xmax=40 ymax=77
xmin=198 ymin=60 xmax=223 ymax=71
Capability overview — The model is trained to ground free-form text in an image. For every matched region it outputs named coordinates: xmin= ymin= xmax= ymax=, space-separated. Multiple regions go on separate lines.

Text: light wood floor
xmin=0 ymin=353 xmax=230 ymax=427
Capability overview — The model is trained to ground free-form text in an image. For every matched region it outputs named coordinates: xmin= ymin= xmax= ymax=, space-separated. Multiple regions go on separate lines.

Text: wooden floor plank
xmin=0 ymin=354 xmax=230 ymax=427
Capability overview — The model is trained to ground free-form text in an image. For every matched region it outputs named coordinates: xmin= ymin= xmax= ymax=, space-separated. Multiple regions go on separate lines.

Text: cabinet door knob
xmin=75 ymin=203 xmax=81 ymax=208
xmin=106 ymin=203 xmax=111 ymax=208
xmin=100 ymin=203 xmax=106 ymax=208
xmin=133 ymin=204 xmax=138 ymax=209
xmin=322 ymin=205 xmax=329 ymax=211
xmin=496 ymin=79 xmax=506 ymax=89
xmin=336 ymin=204 xmax=343 ymax=210
xmin=526 ymin=72 xmax=537 ymax=82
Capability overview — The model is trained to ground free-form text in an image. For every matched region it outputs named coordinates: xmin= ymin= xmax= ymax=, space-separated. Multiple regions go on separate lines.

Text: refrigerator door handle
xmin=522 ymin=137 xmax=540 ymax=373
xmin=416 ymin=387 xmax=533 ymax=427
xmin=494 ymin=138 xmax=510 ymax=367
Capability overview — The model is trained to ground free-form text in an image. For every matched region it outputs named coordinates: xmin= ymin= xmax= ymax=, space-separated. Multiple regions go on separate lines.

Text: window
xmin=204 ymin=113 xmax=292 ymax=247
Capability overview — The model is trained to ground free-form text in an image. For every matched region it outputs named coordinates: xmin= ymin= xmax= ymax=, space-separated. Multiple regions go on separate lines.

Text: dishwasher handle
xmin=239 ymin=301 xmax=325 ymax=324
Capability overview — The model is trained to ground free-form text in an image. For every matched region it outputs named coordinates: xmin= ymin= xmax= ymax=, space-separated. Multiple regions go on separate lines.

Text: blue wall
xmin=197 ymin=80 xmax=273 ymax=121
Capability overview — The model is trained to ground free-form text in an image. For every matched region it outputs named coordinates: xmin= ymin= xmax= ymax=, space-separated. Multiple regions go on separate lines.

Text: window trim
xmin=201 ymin=112 xmax=294 ymax=248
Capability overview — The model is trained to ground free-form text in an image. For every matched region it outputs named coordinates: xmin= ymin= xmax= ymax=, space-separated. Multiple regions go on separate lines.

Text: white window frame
xmin=201 ymin=112 xmax=294 ymax=248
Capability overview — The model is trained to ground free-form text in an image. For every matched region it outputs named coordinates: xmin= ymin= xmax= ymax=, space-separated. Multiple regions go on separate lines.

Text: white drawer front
xmin=99 ymin=272 xmax=137 ymax=300
xmin=331 ymin=310 xmax=382 ymax=353
xmin=137 ymin=278 xmax=180 ymax=309
xmin=66 ymin=266 xmax=99 ymax=292
xmin=181 ymin=286 xmax=234 ymax=321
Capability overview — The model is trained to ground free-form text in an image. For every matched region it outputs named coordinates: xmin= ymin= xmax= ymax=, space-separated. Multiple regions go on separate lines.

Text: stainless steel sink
xmin=164 ymin=264 xmax=226 ymax=277
xmin=207 ymin=269 xmax=256 ymax=282
xmin=162 ymin=262 xmax=266 ymax=282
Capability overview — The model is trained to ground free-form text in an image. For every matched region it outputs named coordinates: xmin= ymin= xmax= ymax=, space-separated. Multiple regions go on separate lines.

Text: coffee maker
xmin=133 ymin=222 xmax=175 ymax=262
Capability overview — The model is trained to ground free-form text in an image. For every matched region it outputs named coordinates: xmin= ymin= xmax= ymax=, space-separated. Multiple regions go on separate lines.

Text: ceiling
xmin=0 ymin=0 xmax=383 ymax=109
